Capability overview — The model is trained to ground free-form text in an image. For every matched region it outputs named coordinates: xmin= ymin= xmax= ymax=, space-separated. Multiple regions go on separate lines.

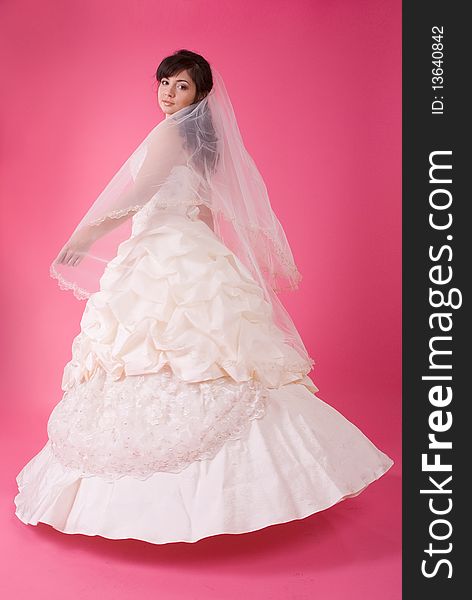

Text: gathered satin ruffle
xmin=14 ymin=207 xmax=394 ymax=545
xmin=61 ymin=213 xmax=313 ymax=392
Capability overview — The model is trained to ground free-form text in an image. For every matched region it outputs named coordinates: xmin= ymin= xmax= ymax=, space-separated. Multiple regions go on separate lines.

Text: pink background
xmin=0 ymin=0 xmax=401 ymax=599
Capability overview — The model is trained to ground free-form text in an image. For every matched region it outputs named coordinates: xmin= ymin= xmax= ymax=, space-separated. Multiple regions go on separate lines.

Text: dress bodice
xmin=131 ymin=164 xmax=202 ymax=236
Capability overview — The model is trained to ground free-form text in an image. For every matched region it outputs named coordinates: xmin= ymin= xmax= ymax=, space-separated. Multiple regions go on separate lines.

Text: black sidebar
xmin=403 ymin=2 xmax=468 ymax=598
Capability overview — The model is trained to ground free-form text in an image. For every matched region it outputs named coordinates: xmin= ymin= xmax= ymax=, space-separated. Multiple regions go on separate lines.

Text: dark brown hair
xmin=155 ymin=49 xmax=219 ymax=175
xmin=156 ymin=48 xmax=213 ymax=103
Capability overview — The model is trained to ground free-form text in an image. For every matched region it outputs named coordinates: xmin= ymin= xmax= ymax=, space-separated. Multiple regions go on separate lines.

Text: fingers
xmin=57 ymin=247 xmax=74 ymax=265
xmin=57 ymin=248 xmax=81 ymax=266
xmin=56 ymin=244 xmax=86 ymax=267
xmin=57 ymin=248 xmax=67 ymax=264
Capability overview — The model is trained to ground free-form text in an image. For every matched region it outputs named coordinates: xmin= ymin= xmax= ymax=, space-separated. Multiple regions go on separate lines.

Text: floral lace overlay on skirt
xmin=47 ymin=364 xmax=268 ymax=481
xmin=14 ymin=151 xmax=394 ymax=546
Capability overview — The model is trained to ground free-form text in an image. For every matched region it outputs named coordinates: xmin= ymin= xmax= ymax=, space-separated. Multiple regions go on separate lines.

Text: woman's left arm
xmin=56 ymin=124 xmax=183 ymax=266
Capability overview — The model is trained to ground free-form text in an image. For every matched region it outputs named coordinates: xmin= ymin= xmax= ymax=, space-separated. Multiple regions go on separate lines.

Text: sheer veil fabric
xmin=13 ymin=66 xmax=396 ymax=545
xmin=50 ymin=68 xmax=314 ymax=371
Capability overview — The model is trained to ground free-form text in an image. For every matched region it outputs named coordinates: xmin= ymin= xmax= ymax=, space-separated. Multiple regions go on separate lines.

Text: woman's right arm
xmin=197 ymin=203 xmax=214 ymax=232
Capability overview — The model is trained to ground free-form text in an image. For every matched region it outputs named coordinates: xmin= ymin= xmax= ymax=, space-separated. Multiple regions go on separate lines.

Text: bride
xmin=14 ymin=49 xmax=393 ymax=545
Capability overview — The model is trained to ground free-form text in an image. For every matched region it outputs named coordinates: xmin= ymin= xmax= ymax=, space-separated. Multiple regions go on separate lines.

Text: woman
xmin=14 ymin=49 xmax=393 ymax=544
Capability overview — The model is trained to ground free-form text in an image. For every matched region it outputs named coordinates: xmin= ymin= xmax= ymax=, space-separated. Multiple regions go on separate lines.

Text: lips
xmin=162 ymin=100 xmax=174 ymax=106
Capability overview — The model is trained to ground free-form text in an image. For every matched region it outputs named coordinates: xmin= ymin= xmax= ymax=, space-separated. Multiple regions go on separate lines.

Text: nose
xmin=164 ymin=86 xmax=175 ymax=98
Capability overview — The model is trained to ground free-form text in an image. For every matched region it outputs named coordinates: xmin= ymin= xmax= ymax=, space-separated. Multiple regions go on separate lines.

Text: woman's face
xmin=158 ymin=69 xmax=198 ymax=117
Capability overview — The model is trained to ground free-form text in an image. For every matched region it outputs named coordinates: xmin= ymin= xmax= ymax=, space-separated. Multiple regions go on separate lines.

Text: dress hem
xmin=14 ymin=458 xmax=394 ymax=545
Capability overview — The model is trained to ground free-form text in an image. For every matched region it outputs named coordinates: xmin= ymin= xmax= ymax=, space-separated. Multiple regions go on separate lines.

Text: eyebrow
xmin=163 ymin=78 xmax=190 ymax=84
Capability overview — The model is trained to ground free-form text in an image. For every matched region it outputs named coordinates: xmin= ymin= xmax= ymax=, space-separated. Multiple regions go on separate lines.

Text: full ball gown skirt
xmin=14 ymin=194 xmax=394 ymax=544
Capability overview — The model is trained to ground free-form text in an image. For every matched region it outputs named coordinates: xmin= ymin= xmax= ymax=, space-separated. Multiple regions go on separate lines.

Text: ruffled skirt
xmin=14 ymin=210 xmax=393 ymax=544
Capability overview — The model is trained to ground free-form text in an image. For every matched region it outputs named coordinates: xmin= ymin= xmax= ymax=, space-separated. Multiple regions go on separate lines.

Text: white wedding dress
xmin=14 ymin=165 xmax=393 ymax=544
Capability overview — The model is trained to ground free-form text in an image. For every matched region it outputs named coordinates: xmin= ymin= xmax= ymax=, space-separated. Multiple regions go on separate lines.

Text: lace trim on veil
xmin=50 ymin=200 xmax=302 ymax=300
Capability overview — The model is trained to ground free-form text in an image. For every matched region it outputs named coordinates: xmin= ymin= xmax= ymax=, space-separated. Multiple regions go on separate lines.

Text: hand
xmin=56 ymin=227 xmax=97 ymax=267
